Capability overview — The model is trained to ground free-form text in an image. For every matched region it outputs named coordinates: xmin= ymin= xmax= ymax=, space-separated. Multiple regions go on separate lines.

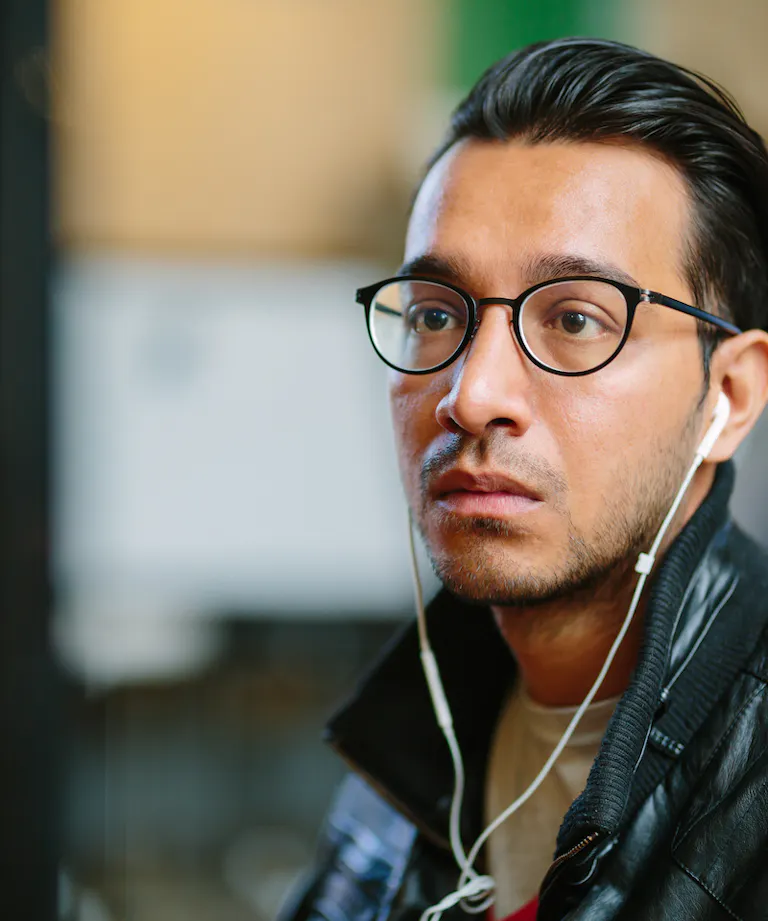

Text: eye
xmin=406 ymin=302 xmax=464 ymax=334
xmin=557 ymin=310 xmax=600 ymax=336
xmin=544 ymin=300 xmax=616 ymax=338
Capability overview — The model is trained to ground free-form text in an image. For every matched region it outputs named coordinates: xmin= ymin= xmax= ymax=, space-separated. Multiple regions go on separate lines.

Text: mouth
xmin=430 ymin=469 xmax=544 ymax=518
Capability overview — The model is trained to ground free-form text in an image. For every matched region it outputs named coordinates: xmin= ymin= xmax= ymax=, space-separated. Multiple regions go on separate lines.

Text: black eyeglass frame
xmin=356 ymin=274 xmax=743 ymax=377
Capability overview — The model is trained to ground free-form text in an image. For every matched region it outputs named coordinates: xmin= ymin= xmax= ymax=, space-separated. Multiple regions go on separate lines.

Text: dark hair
xmin=429 ymin=38 xmax=768 ymax=372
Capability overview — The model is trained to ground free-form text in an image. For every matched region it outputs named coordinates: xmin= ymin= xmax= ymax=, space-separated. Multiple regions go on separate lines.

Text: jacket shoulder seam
xmin=673 ymin=682 xmax=766 ymax=850
xmin=743 ymin=663 xmax=768 ymax=684
xmin=690 ymin=681 xmax=765 ymax=781
xmin=673 ymin=856 xmax=744 ymax=921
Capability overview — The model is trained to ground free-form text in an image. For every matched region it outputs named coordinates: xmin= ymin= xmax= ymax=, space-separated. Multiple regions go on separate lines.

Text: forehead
xmin=406 ymin=138 xmax=692 ymax=295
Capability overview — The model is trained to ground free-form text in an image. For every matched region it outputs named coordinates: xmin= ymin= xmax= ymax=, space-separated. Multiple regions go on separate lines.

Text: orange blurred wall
xmin=53 ymin=0 xmax=439 ymax=256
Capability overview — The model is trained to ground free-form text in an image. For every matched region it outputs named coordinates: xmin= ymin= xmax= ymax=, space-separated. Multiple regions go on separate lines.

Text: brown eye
xmin=544 ymin=303 xmax=612 ymax=339
xmin=559 ymin=311 xmax=588 ymax=335
xmin=408 ymin=304 xmax=463 ymax=334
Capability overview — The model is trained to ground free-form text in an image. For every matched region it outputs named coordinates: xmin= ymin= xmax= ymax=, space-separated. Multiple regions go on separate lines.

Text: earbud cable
xmin=409 ymin=399 xmax=724 ymax=921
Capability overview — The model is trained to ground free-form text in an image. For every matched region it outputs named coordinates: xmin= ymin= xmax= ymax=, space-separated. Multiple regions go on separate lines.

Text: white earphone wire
xmin=410 ymin=394 xmax=729 ymax=921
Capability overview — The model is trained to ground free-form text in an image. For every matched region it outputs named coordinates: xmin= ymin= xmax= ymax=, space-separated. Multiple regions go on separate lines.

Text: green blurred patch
xmin=446 ymin=0 xmax=626 ymax=90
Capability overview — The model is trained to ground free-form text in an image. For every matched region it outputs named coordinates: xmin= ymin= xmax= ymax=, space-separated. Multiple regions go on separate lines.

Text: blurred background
xmin=2 ymin=1 xmax=768 ymax=919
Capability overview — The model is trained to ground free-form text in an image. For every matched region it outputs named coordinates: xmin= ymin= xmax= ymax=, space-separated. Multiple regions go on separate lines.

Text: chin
xmin=434 ymin=561 xmax=598 ymax=608
xmin=436 ymin=567 xmax=563 ymax=607
xmin=427 ymin=528 xmax=631 ymax=609
xmin=427 ymin=541 xmax=558 ymax=607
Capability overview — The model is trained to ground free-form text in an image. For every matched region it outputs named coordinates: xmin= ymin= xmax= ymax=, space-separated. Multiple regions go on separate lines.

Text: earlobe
xmin=706 ymin=329 xmax=768 ymax=462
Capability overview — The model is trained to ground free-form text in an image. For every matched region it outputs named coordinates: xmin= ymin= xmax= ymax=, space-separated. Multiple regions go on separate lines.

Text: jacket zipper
xmin=540 ymin=830 xmax=601 ymax=892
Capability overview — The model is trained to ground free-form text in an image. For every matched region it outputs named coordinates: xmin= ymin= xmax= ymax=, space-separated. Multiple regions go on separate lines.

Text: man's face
xmin=391 ymin=138 xmax=709 ymax=605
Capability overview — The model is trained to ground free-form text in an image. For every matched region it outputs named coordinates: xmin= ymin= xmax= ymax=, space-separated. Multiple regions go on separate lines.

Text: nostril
xmin=491 ymin=417 xmax=515 ymax=426
xmin=441 ymin=416 xmax=465 ymax=435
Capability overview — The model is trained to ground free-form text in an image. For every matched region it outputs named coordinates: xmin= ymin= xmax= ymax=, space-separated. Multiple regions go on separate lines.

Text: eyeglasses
xmin=356 ymin=275 xmax=742 ymax=377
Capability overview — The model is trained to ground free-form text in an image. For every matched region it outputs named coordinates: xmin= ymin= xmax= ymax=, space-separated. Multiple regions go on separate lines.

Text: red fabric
xmin=493 ymin=897 xmax=539 ymax=921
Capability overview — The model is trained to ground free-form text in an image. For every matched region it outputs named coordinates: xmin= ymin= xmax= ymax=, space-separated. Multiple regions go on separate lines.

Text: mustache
xmin=420 ymin=435 xmax=567 ymax=503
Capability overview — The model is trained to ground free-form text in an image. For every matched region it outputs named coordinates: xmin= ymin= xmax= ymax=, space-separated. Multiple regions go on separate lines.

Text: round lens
xmin=519 ymin=280 xmax=628 ymax=373
xmin=368 ymin=280 xmax=469 ymax=372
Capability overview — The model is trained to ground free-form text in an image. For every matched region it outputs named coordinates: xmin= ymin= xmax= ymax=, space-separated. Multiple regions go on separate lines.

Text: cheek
xmin=552 ymin=345 xmax=703 ymax=510
xmin=625 ymin=307 xmax=706 ymax=394
xmin=558 ymin=402 xmax=624 ymax=488
xmin=550 ymin=383 xmax=657 ymax=501
xmin=389 ymin=377 xmax=443 ymax=490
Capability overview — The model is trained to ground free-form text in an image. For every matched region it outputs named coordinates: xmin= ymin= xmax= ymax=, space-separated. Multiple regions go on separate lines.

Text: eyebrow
xmin=396 ymin=251 xmax=642 ymax=291
xmin=397 ymin=253 xmax=475 ymax=282
xmin=522 ymin=253 xmax=641 ymax=288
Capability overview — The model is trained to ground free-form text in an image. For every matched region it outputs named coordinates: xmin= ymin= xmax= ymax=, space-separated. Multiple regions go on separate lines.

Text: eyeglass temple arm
xmin=356 ymin=288 xmax=401 ymax=318
xmin=648 ymin=291 xmax=742 ymax=336
xmin=370 ymin=304 xmax=403 ymax=318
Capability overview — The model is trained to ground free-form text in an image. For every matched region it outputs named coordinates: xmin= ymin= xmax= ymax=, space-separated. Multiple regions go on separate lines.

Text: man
xmin=281 ymin=38 xmax=768 ymax=921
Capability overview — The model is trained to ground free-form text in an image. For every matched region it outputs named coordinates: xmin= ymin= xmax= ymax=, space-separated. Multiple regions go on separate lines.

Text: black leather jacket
xmin=280 ymin=463 xmax=768 ymax=920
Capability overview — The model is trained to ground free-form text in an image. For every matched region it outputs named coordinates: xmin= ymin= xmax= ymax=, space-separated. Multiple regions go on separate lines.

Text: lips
xmin=431 ymin=469 xmax=542 ymax=502
xmin=428 ymin=468 xmax=544 ymax=518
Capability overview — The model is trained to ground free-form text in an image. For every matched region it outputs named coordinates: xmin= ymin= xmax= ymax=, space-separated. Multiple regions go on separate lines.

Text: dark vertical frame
xmin=0 ymin=0 xmax=56 ymax=918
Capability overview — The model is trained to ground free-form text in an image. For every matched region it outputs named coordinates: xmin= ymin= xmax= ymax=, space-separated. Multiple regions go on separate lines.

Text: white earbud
xmin=696 ymin=391 xmax=730 ymax=460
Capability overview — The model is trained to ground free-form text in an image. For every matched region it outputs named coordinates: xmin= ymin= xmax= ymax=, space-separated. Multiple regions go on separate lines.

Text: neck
xmin=491 ymin=569 xmax=644 ymax=707
xmin=492 ymin=464 xmax=717 ymax=708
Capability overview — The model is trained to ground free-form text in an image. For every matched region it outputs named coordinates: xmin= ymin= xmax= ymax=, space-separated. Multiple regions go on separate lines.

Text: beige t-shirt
xmin=484 ymin=682 xmax=618 ymax=917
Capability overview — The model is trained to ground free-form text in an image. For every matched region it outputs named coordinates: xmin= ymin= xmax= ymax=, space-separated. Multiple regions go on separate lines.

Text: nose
xmin=435 ymin=305 xmax=535 ymax=437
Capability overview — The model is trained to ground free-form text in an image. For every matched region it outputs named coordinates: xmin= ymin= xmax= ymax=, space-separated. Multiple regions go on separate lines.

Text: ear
xmin=706 ymin=329 xmax=768 ymax=462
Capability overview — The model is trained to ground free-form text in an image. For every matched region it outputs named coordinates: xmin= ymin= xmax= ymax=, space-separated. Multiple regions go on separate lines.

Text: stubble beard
xmin=415 ymin=415 xmax=702 ymax=610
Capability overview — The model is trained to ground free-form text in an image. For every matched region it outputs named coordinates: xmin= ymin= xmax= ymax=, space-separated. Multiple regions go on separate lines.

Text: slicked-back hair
xmin=428 ymin=38 xmax=768 ymax=373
